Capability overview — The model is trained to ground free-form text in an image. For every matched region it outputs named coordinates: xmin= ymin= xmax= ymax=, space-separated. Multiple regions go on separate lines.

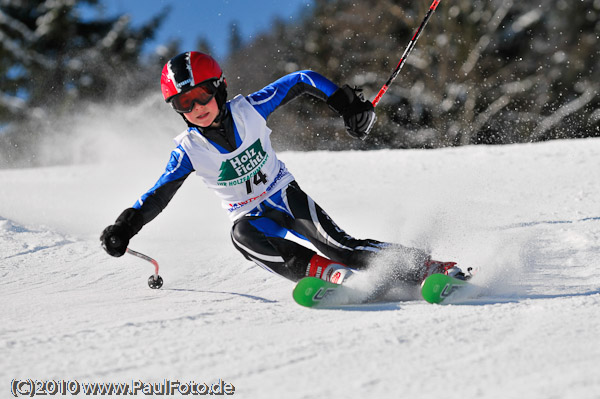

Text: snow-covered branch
xmin=531 ymin=85 xmax=599 ymax=140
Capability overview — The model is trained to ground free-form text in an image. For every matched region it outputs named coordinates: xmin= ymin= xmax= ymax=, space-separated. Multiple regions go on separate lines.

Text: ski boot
xmin=422 ymin=258 xmax=468 ymax=281
xmin=306 ymin=254 xmax=354 ymax=285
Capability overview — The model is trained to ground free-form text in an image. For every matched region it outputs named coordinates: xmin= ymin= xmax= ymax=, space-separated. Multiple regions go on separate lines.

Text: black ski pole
xmin=372 ymin=0 xmax=442 ymax=107
xmin=126 ymin=248 xmax=164 ymax=289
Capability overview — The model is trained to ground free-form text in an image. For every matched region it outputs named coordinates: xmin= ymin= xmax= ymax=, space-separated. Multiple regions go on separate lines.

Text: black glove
xmin=327 ymin=84 xmax=376 ymax=140
xmin=100 ymin=208 xmax=144 ymax=257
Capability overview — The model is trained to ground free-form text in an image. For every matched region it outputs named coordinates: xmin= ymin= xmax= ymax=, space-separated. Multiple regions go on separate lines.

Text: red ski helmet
xmin=161 ymin=51 xmax=227 ymax=105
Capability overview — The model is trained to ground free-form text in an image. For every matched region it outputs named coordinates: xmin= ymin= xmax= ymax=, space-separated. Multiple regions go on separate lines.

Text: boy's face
xmin=183 ymin=97 xmax=220 ymax=127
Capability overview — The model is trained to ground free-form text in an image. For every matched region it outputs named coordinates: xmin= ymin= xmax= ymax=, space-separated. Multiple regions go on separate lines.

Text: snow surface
xmin=2 ymin=129 xmax=600 ymax=398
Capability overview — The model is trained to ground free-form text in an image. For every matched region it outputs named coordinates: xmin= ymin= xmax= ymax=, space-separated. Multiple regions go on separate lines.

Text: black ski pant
xmin=230 ymin=181 xmax=428 ymax=282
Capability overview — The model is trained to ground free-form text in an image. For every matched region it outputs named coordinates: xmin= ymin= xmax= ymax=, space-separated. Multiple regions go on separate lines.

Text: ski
xmin=420 ymin=273 xmax=470 ymax=304
xmin=293 ymin=275 xmax=405 ymax=308
xmin=293 ymin=277 xmax=361 ymax=308
xmin=294 ymin=273 xmax=477 ymax=308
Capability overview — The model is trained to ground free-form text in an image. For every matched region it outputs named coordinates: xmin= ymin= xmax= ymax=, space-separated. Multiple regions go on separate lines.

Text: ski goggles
xmin=169 ymin=81 xmax=218 ymax=113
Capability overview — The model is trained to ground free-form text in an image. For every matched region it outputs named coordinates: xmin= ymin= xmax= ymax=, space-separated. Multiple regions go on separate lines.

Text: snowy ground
xmin=2 ymin=133 xmax=600 ymax=398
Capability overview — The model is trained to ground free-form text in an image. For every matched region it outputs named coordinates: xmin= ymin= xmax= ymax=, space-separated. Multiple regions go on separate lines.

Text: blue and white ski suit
xmin=132 ymin=71 xmax=426 ymax=281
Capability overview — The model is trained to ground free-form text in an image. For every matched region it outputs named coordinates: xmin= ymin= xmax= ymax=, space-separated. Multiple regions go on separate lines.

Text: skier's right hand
xmin=100 ymin=208 xmax=144 ymax=257
xmin=100 ymin=224 xmax=131 ymax=257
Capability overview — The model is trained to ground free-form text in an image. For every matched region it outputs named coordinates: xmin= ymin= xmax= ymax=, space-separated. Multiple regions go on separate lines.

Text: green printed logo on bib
xmin=218 ymin=139 xmax=268 ymax=186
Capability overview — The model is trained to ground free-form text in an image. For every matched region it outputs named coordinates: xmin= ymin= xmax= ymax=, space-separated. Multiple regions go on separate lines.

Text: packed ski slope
xmin=2 ymin=128 xmax=600 ymax=398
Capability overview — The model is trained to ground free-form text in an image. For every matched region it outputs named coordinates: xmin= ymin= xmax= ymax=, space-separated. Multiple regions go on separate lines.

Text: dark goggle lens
xmin=170 ymin=84 xmax=216 ymax=113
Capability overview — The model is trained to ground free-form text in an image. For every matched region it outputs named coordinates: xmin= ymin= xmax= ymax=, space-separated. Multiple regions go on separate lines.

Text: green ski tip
xmin=293 ymin=277 xmax=342 ymax=308
xmin=421 ymin=273 xmax=469 ymax=304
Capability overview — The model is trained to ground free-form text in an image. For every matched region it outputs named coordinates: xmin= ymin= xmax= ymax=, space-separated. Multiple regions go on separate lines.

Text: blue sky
xmin=94 ymin=0 xmax=314 ymax=59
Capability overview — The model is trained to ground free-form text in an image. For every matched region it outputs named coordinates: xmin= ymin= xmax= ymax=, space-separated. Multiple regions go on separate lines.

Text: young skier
xmin=100 ymin=51 xmax=462 ymax=286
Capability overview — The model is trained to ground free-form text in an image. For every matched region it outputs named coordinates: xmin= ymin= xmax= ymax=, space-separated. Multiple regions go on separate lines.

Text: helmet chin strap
xmin=211 ymin=103 xmax=228 ymax=125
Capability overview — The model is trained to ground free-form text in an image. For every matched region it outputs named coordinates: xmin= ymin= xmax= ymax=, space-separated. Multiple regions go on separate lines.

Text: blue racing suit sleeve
xmin=132 ymin=145 xmax=194 ymax=225
xmin=246 ymin=70 xmax=339 ymax=120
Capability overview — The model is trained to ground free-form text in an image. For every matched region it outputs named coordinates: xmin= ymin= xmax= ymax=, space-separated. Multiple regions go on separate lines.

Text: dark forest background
xmin=1 ymin=0 xmax=599 ymax=166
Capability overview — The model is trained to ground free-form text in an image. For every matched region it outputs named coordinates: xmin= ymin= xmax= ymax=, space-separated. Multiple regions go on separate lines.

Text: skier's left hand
xmin=327 ymin=84 xmax=376 ymax=140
